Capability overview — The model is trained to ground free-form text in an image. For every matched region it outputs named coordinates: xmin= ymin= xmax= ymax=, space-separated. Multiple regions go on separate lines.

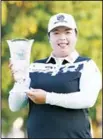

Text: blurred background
xmin=1 ymin=1 xmax=102 ymax=138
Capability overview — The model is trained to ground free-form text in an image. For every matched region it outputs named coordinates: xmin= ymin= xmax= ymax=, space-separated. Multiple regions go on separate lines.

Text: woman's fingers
xmin=8 ymin=58 xmax=16 ymax=80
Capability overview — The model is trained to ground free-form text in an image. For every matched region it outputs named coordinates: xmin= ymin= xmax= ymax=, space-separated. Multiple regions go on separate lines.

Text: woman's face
xmin=49 ymin=26 xmax=77 ymax=57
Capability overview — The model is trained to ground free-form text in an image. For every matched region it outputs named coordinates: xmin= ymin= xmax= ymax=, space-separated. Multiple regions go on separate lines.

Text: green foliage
xmin=2 ymin=2 xmax=8 ymax=26
xmin=1 ymin=1 xmax=102 ymax=136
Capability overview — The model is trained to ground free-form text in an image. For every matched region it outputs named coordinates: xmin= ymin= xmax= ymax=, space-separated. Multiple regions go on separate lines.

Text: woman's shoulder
xmin=29 ymin=57 xmax=49 ymax=71
xmin=33 ymin=57 xmax=49 ymax=63
xmin=75 ymin=56 xmax=91 ymax=63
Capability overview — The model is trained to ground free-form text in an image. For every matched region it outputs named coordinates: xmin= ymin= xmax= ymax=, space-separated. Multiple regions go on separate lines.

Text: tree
xmin=1 ymin=1 xmax=102 ymax=138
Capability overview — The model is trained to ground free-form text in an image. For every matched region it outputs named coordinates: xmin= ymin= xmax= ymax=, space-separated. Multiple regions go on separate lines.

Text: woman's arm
xmin=46 ymin=60 xmax=102 ymax=109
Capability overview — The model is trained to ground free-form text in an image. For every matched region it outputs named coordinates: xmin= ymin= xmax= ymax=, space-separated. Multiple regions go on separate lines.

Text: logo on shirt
xmin=29 ymin=62 xmax=86 ymax=76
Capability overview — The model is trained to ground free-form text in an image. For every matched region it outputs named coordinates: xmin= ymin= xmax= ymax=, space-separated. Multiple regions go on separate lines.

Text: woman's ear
xmin=48 ymin=34 xmax=53 ymax=49
xmin=47 ymin=33 xmax=51 ymax=43
xmin=48 ymin=35 xmax=50 ymax=41
xmin=47 ymin=32 xmax=49 ymax=38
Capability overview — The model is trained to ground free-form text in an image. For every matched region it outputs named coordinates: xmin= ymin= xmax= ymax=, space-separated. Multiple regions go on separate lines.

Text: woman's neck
xmin=52 ymin=53 xmax=69 ymax=59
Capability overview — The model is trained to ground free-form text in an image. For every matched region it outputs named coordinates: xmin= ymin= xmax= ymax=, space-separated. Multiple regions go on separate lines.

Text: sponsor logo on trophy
xmin=7 ymin=38 xmax=34 ymax=82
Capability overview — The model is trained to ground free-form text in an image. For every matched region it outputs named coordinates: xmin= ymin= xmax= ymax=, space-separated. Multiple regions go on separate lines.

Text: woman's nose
xmin=59 ymin=34 xmax=66 ymax=40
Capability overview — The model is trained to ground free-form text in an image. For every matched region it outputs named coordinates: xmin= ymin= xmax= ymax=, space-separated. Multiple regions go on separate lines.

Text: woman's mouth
xmin=58 ymin=43 xmax=69 ymax=48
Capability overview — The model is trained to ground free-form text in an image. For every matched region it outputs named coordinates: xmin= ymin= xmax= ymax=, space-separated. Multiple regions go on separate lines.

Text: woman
xmin=9 ymin=13 xmax=102 ymax=138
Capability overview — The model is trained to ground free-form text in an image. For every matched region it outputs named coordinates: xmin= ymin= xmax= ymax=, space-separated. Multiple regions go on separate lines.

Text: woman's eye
xmin=66 ymin=32 xmax=71 ymax=34
xmin=54 ymin=32 xmax=59 ymax=35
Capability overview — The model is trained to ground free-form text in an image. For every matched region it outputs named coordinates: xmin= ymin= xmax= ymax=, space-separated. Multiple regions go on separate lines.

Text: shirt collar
xmin=46 ymin=50 xmax=79 ymax=64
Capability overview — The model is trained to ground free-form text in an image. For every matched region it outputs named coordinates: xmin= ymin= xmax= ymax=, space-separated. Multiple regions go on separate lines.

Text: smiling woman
xmin=49 ymin=26 xmax=77 ymax=57
xmin=8 ymin=13 xmax=102 ymax=139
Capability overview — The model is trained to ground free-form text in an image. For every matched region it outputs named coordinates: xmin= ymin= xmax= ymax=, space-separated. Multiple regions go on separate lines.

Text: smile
xmin=58 ymin=43 xmax=69 ymax=48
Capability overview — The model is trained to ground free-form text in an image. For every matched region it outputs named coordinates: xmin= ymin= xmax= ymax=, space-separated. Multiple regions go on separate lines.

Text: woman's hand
xmin=9 ymin=58 xmax=27 ymax=82
xmin=9 ymin=58 xmax=16 ymax=81
xmin=27 ymin=88 xmax=47 ymax=104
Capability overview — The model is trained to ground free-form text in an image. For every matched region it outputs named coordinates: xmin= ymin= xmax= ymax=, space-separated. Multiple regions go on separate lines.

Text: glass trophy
xmin=7 ymin=38 xmax=34 ymax=82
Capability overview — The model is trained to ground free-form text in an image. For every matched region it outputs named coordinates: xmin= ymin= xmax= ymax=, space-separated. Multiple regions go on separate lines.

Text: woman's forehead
xmin=51 ymin=26 xmax=72 ymax=32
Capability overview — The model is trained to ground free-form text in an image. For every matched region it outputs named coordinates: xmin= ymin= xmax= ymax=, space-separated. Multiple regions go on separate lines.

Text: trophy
xmin=7 ymin=38 xmax=34 ymax=82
